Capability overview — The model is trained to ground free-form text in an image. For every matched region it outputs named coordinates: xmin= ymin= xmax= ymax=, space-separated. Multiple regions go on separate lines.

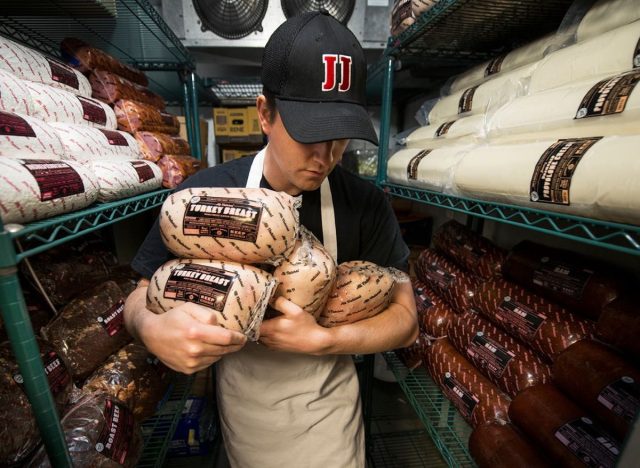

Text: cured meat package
xmin=412 ymin=279 xmax=455 ymax=338
xmin=469 ymin=422 xmax=551 ymax=468
xmin=395 ymin=332 xmax=431 ymax=370
xmin=135 ymin=131 xmax=190 ymax=162
xmin=0 ymin=69 xmax=34 ymax=115
xmin=114 ymin=100 xmax=179 ymax=134
xmin=51 ymin=123 xmax=141 ymax=162
xmin=91 ymin=160 xmax=163 ymax=202
xmin=596 ymin=296 xmax=640 ymax=363
xmin=90 ymin=70 xmax=165 ymax=109
xmin=0 ymin=110 xmax=67 ymax=160
xmin=156 ymin=154 xmax=200 ymax=188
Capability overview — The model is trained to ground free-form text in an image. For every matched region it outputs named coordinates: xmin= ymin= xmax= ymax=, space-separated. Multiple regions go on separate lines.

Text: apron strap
xmin=246 ymin=147 xmax=266 ymax=188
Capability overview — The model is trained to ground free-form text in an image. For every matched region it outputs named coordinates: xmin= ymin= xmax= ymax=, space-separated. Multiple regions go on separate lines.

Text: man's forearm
xmin=124 ymin=280 xmax=152 ymax=342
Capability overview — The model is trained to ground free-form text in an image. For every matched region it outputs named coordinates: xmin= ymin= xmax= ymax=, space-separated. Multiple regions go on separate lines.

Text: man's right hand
xmin=124 ymin=283 xmax=247 ymax=374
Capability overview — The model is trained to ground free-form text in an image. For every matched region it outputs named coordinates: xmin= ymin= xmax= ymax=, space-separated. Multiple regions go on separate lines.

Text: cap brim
xmin=276 ymin=98 xmax=379 ymax=145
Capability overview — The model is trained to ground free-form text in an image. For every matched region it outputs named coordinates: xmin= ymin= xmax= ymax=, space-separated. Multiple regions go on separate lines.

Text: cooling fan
xmin=281 ymin=0 xmax=356 ymax=24
xmin=192 ymin=0 xmax=269 ymax=39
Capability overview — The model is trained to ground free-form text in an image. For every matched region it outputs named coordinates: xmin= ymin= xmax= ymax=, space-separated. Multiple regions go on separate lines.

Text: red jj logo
xmin=322 ymin=54 xmax=352 ymax=92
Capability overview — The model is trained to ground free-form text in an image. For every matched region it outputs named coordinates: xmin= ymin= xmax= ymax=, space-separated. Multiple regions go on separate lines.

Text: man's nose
xmin=309 ymin=141 xmax=334 ymax=164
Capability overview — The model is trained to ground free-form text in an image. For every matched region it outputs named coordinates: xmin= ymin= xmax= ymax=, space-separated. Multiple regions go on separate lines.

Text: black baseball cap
xmin=261 ymin=11 xmax=378 ymax=145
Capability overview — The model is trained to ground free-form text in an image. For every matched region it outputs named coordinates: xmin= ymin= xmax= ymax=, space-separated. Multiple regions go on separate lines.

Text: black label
xmin=97 ymin=300 xmax=125 ymax=337
xmin=0 ymin=110 xmax=36 ymax=137
xmin=99 ymin=129 xmax=129 ymax=146
xmin=467 ymin=332 xmax=515 ymax=380
xmin=407 ymin=149 xmax=432 ymax=180
xmin=451 ymin=234 xmax=486 ymax=266
xmin=533 ymin=257 xmax=593 ymax=300
xmin=183 ymin=196 xmax=263 ymax=243
xmin=46 ymin=58 xmax=79 ymax=90
xmin=96 ymin=398 xmax=136 ymax=465
xmin=458 ymin=85 xmax=478 ymax=114
xmin=497 ymin=297 xmax=546 ymax=342
xmin=21 ymin=159 xmax=85 ymax=202
xmin=435 ymin=120 xmax=456 ymax=137
xmin=77 ymin=96 xmax=107 ymax=126
xmin=597 ymin=376 xmax=640 ymax=423
xmin=554 ymin=417 xmax=620 ymax=468
xmin=575 ymin=70 xmax=640 ymax=119
xmin=130 ymin=161 xmax=155 ymax=183
xmin=530 ymin=137 xmax=601 ymax=206
xmin=442 ymin=372 xmax=479 ymax=421
xmin=164 ymin=263 xmax=236 ymax=312
xmin=485 ymin=54 xmax=506 ymax=76
xmin=423 ymin=261 xmax=455 ymax=290
xmin=414 ymin=284 xmax=435 ymax=310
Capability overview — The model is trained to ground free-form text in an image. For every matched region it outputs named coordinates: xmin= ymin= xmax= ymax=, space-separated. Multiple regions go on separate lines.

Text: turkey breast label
xmin=554 ymin=417 xmax=619 ymax=468
xmin=597 ymin=376 xmax=640 ymax=423
xmin=164 ymin=263 xmax=235 ymax=313
xmin=99 ymin=128 xmax=129 ymax=146
xmin=442 ymin=372 xmax=480 ymax=421
xmin=96 ymin=398 xmax=135 ymax=465
xmin=576 ymin=70 xmax=640 ymax=119
xmin=46 ymin=58 xmax=79 ymax=90
xmin=467 ymin=332 xmax=515 ymax=380
xmin=530 ymin=137 xmax=601 ymax=206
xmin=97 ymin=299 xmax=125 ymax=337
xmin=130 ymin=161 xmax=155 ymax=183
xmin=407 ymin=149 xmax=432 ymax=180
xmin=21 ymin=159 xmax=85 ymax=202
xmin=183 ymin=196 xmax=263 ymax=242
xmin=496 ymin=297 xmax=546 ymax=342
xmin=0 ymin=110 xmax=36 ymax=137
xmin=532 ymin=258 xmax=593 ymax=300
xmin=458 ymin=85 xmax=478 ymax=114
xmin=77 ymin=95 xmax=107 ymax=125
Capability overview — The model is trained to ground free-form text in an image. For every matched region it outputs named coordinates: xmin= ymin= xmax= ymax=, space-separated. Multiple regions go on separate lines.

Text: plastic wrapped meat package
xmin=90 ymin=70 xmax=165 ymax=109
xmin=157 ymin=154 xmax=201 ymax=188
xmin=0 ymin=69 xmax=34 ymax=115
xmin=405 ymin=113 xmax=487 ymax=149
xmin=0 ymin=110 xmax=67 ymax=160
xmin=51 ymin=123 xmax=141 ymax=162
xmin=576 ymin=0 xmax=640 ymax=43
xmin=135 ymin=131 xmax=191 ymax=162
xmin=91 ymin=159 xmax=163 ymax=202
xmin=114 ymin=99 xmax=179 ymax=134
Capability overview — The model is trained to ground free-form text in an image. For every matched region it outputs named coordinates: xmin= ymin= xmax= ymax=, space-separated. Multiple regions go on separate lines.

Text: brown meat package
xmin=114 ymin=99 xmax=179 ymax=134
xmin=41 ymin=281 xmax=132 ymax=381
xmin=469 ymin=422 xmax=551 ymax=468
xmin=412 ymin=279 xmax=456 ymax=338
xmin=425 ymin=338 xmax=510 ymax=428
xmin=510 ymin=384 xmax=621 ymax=468
xmin=596 ymin=296 xmax=640 ymax=363
xmin=0 ymin=339 xmax=74 ymax=466
xmin=83 ymin=343 xmax=170 ymax=421
xmin=27 ymin=393 xmax=142 ymax=468
xmin=157 ymin=154 xmax=201 ymax=188
xmin=473 ymin=278 xmax=594 ymax=362
xmin=432 ymin=220 xmax=507 ymax=279
xmin=553 ymin=339 xmax=640 ymax=440
xmin=395 ymin=332 xmax=431 ymax=370
xmin=502 ymin=241 xmax=626 ymax=320
xmin=415 ymin=248 xmax=478 ymax=314
xmin=90 ymin=70 xmax=165 ymax=109
xmin=135 ymin=131 xmax=190 ymax=162
xmin=448 ymin=312 xmax=551 ymax=397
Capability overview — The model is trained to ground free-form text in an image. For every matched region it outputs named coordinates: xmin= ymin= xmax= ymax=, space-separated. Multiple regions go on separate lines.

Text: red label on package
xmin=97 ymin=300 xmax=125 ymax=337
xmin=467 ymin=332 xmax=515 ymax=380
xmin=164 ymin=263 xmax=236 ymax=313
xmin=597 ymin=376 xmax=640 ymax=423
xmin=497 ymin=297 xmax=546 ymax=342
xmin=533 ymin=257 xmax=593 ymax=300
xmin=485 ymin=54 xmax=506 ymax=76
xmin=530 ymin=137 xmax=601 ymax=206
xmin=96 ymin=398 xmax=136 ymax=465
xmin=435 ymin=120 xmax=455 ymax=137
xmin=46 ymin=58 xmax=79 ymax=90
xmin=458 ymin=85 xmax=478 ymax=114
xmin=0 ymin=110 xmax=36 ymax=137
xmin=99 ymin=129 xmax=129 ymax=146
xmin=575 ymin=70 xmax=640 ymax=119
xmin=130 ymin=161 xmax=155 ymax=183
xmin=77 ymin=96 xmax=107 ymax=125
xmin=555 ymin=417 xmax=620 ymax=468
xmin=21 ymin=159 xmax=85 ymax=202
xmin=442 ymin=372 xmax=479 ymax=421
xmin=407 ymin=149 xmax=432 ymax=180
xmin=423 ymin=261 xmax=455 ymax=290
xmin=183 ymin=196 xmax=264 ymax=242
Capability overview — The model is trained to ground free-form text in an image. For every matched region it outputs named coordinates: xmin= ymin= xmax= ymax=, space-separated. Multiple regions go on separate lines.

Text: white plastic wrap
xmin=51 ymin=123 xmax=141 ymax=162
xmin=429 ymin=62 xmax=538 ymax=124
xmin=25 ymin=81 xmax=117 ymax=130
xmin=0 ymin=70 xmax=33 ymax=115
xmin=0 ymin=110 xmax=66 ymax=159
xmin=406 ymin=114 xmax=486 ymax=148
xmin=488 ymin=70 xmax=640 ymax=141
xmin=577 ymin=0 xmax=640 ymax=42
xmin=454 ymin=136 xmax=640 ymax=225
xmin=0 ymin=158 xmax=99 ymax=224
xmin=92 ymin=159 xmax=163 ymax=202
xmin=529 ymin=21 xmax=640 ymax=94
xmin=0 ymin=36 xmax=91 ymax=97
xmin=391 ymin=0 xmax=415 ymax=36
xmin=412 ymin=0 xmax=439 ymax=17
xmin=387 ymin=143 xmax=475 ymax=194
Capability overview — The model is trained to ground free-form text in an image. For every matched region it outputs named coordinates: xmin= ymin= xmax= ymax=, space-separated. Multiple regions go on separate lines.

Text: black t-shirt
xmin=131 ymin=155 xmax=409 ymax=278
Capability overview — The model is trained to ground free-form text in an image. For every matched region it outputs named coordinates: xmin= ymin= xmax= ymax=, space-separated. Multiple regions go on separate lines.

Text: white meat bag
xmin=0 ymin=110 xmax=66 ymax=159
xmin=25 ymin=81 xmax=117 ymax=130
xmin=405 ymin=114 xmax=486 ymax=148
xmin=159 ymin=187 xmax=301 ymax=264
xmin=0 ymin=158 xmax=99 ymax=224
xmin=576 ymin=0 xmax=640 ymax=42
xmin=0 ymin=69 xmax=33 ymax=115
xmin=51 ymin=123 xmax=141 ymax=162
xmin=0 ymin=36 xmax=91 ymax=97
xmin=318 ymin=261 xmax=409 ymax=327
xmin=147 ymin=259 xmax=278 ymax=341
xmin=272 ymin=227 xmax=337 ymax=319
xmin=92 ymin=160 xmax=162 ymax=202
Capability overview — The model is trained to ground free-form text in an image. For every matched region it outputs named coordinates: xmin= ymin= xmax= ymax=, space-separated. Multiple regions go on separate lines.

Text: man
xmin=124 ymin=11 xmax=417 ymax=467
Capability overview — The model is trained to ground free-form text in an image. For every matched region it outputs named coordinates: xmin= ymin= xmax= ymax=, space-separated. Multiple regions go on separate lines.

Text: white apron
xmin=216 ymin=147 xmax=365 ymax=468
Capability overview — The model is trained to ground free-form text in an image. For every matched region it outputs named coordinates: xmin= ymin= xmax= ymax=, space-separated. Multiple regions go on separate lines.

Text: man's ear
xmin=256 ymin=95 xmax=273 ymax=137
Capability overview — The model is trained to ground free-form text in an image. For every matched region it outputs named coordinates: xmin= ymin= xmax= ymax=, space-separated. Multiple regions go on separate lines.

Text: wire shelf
xmin=208 ymin=78 xmax=262 ymax=106
xmin=383 ymin=352 xmax=475 ymax=468
xmin=368 ymin=430 xmax=448 ymax=468
xmin=383 ymin=183 xmax=640 ymax=256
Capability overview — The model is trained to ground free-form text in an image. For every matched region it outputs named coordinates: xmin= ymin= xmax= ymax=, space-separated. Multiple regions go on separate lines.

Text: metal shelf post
xmin=189 ymin=71 xmax=203 ymax=161
xmin=375 ymin=55 xmax=396 ymax=187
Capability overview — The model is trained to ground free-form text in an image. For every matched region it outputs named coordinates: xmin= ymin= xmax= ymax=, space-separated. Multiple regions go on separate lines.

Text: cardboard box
xmin=177 ymin=116 xmax=209 ymax=167
xmin=213 ymin=108 xmax=230 ymax=136
xmin=214 ymin=107 xmax=263 ymax=144
xmin=221 ymin=147 xmax=259 ymax=163
xmin=246 ymin=106 xmax=261 ymax=137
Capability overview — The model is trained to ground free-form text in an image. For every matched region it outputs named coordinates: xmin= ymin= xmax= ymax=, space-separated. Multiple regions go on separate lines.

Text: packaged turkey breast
xmin=90 ymin=70 xmax=165 ymax=110
xmin=147 ymin=259 xmax=278 ymax=341
xmin=157 ymin=154 xmax=200 ymax=188
xmin=91 ymin=160 xmax=163 ymax=202
xmin=135 ymin=131 xmax=191 ymax=162
xmin=404 ymin=114 xmax=487 ymax=148
xmin=114 ymin=99 xmax=179 ymax=134
xmin=159 ymin=187 xmax=301 ymax=264
xmin=0 ymin=69 xmax=34 ymax=115
xmin=51 ymin=123 xmax=141 ymax=162
xmin=0 ymin=110 xmax=67 ymax=160
xmin=0 ymin=158 xmax=99 ymax=225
